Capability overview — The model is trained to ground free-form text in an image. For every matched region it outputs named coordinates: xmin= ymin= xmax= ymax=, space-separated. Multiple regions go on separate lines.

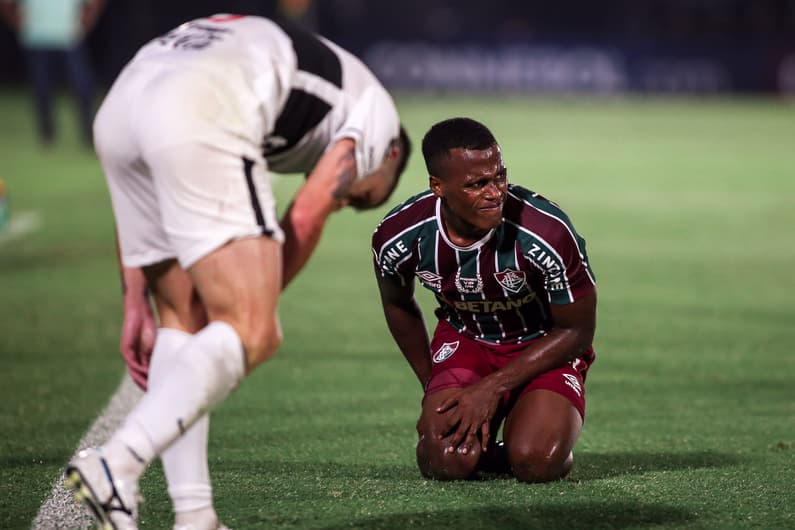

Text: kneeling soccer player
xmin=372 ymin=117 xmax=597 ymax=482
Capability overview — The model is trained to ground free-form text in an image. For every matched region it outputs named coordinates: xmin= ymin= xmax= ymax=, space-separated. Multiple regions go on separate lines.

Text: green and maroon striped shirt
xmin=372 ymin=184 xmax=596 ymax=344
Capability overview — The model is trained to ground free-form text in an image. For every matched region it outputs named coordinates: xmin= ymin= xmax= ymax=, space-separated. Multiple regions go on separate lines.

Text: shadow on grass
xmin=573 ymin=450 xmax=742 ymax=481
xmin=214 ymin=458 xmax=705 ymax=529
xmin=216 ymin=449 xmax=742 ymax=486
xmin=316 ymin=502 xmax=693 ymax=530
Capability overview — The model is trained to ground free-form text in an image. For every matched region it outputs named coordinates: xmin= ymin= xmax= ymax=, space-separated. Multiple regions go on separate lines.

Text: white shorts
xmin=94 ymin=61 xmax=284 ymax=269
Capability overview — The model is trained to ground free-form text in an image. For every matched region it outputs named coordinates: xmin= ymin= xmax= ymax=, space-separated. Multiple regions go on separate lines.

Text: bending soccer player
xmin=65 ymin=14 xmax=410 ymax=530
xmin=372 ymin=117 xmax=596 ymax=482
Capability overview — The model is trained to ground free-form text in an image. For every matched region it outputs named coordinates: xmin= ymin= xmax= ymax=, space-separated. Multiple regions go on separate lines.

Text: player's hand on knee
xmin=120 ymin=292 xmax=158 ymax=390
xmin=435 ymin=382 xmax=500 ymax=454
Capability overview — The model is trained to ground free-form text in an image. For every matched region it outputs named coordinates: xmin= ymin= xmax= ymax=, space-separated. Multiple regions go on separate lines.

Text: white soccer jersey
xmin=95 ymin=14 xmax=400 ymax=269
xmin=129 ymin=14 xmax=400 ymax=178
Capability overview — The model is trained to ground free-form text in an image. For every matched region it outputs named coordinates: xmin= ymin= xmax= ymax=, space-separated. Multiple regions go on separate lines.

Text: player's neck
xmin=440 ymin=207 xmax=489 ymax=247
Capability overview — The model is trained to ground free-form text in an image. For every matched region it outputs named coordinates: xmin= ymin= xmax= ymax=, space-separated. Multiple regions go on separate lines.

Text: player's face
xmin=430 ymin=145 xmax=507 ymax=242
xmin=346 ymin=142 xmax=402 ymax=210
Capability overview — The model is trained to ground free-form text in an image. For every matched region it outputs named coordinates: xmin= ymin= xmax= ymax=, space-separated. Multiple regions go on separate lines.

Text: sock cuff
xmin=149 ymin=328 xmax=193 ymax=390
xmin=158 ymin=327 xmax=193 ymax=343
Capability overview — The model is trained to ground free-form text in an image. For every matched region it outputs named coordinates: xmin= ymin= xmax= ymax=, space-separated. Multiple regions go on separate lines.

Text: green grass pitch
xmin=0 ymin=89 xmax=793 ymax=529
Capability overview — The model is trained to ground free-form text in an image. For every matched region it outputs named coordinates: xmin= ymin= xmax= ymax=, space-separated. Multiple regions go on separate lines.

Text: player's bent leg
xmin=503 ymin=389 xmax=582 ymax=483
xmin=415 ymin=388 xmax=481 ymax=481
xmin=106 ymin=320 xmax=247 ymax=469
xmin=189 ymin=236 xmax=283 ymax=371
xmin=144 ymin=259 xmax=208 ymax=332
xmin=148 ymin=329 xmax=222 ymax=529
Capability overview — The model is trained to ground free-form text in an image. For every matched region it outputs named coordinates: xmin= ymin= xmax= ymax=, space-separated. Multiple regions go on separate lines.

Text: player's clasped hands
xmin=435 ymin=380 xmax=501 ymax=455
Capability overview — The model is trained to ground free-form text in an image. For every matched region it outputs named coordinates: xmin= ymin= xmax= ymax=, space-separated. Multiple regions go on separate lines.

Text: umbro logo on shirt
xmin=416 ymin=270 xmax=442 ymax=290
xmin=562 ymin=373 xmax=582 ymax=397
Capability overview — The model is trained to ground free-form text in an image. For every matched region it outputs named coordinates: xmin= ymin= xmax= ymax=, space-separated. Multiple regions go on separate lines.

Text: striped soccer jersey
xmin=372 ymin=184 xmax=596 ymax=344
xmin=128 ymin=14 xmax=400 ymax=179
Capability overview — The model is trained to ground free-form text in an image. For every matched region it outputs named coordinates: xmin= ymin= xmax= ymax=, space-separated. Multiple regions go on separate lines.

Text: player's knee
xmin=508 ymin=443 xmax=572 ymax=483
xmin=240 ymin=317 xmax=282 ymax=369
xmin=416 ymin=433 xmax=480 ymax=481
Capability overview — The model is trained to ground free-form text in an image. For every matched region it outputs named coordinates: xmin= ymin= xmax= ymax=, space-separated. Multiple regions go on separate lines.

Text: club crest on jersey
xmin=432 ymin=341 xmax=459 ymax=363
xmin=455 ymin=271 xmax=483 ymax=294
xmin=494 ymin=269 xmax=527 ymax=294
xmin=416 ymin=270 xmax=442 ymax=290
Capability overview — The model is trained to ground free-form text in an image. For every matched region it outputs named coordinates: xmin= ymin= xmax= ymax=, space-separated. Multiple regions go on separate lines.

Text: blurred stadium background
xmin=1 ymin=0 xmax=795 ymax=94
xmin=1 ymin=2 xmax=794 ymax=529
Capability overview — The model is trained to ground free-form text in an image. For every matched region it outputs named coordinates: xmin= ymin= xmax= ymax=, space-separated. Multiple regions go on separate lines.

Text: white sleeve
xmin=332 ymin=85 xmax=400 ymax=180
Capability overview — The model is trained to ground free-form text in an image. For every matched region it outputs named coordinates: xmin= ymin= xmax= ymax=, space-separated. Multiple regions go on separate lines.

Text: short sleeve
xmin=332 ymin=85 xmax=400 ymax=180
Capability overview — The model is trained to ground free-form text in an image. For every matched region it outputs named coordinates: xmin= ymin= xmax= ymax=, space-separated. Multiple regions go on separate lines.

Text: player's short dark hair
xmin=395 ymin=125 xmax=412 ymax=181
xmin=421 ymin=117 xmax=497 ymax=177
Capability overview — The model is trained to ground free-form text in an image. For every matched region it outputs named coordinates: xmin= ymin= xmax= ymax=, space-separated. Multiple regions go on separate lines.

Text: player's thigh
xmin=190 ymin=236 xmax=282 ymax=368
xmin=143 ymin=258 xmax=207 ymax=333
xmin=143 ymin=138 xmax=283 ymax=366
xmin=503 ymin=389 xmax=582 ymax=466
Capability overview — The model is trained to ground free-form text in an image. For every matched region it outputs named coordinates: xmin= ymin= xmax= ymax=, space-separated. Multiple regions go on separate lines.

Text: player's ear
xmin=387 ymin=142 xmax=400 ymax=161
xmin=429 ymin=175 xmax=443 ymax=197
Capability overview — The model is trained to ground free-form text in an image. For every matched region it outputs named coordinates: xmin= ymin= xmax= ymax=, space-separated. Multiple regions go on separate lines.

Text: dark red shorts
xmin=425 ymin=320 xmax=595 ymax=419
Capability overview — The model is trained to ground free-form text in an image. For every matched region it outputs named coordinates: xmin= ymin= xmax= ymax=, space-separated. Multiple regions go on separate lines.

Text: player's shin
xmin=147 ymin=329 xmax=217 ymax=518
xmin=104 ymin=321 xmax=246 ymax=479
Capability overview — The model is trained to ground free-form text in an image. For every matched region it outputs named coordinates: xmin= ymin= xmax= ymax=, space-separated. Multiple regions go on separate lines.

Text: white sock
xmin=164 ymin=416 xmax=213 ymax=513
xmin=147 ymin=329 xmax=216 ymax=515
xmin=105 ymin=321 xmax=246 ymax=481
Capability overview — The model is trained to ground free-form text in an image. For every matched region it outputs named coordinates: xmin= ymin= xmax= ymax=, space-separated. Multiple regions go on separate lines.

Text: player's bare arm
xmin=437 ymin=289 xmax=597 ymax=453
xmin=375 ymin=273 xmax=433 ymax=389
xmin=280 ymin=138 xmax=357 ymax=288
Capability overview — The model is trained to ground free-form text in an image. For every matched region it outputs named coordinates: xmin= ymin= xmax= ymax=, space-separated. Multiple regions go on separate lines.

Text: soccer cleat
xmin=65 ymin=448 xmax=142 ymax=530
xmin=477 ymin=440 xmax=512 ymax=476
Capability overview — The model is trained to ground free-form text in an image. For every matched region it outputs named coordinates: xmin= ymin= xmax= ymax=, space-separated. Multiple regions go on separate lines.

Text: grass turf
xmin=0 ymin=89 xmax=793 ymax=529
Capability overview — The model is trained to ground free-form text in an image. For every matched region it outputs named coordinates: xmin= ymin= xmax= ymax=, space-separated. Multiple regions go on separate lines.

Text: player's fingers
xmin=127 ymin=364 xmax=148 ymax=391
xmin=439 ymin=413 xmax=461 ymax=439
xmin=435 ymin=398 xmax=458 ymax=414
xmin=120 ymin=322 xmax=142 ymax=361
xmin=140 ymin=324 xmax=157 ymax=363
xmin=456 ymin=428 xmax=479 ymax=455
xmin=480 ymin=422 xmax=491 ymax=452
xmin=445 ymin=422 xmax=472 ymax=453
xmin=120 ymin=344 xmax=139 ymax=366
xmin=123 ymin=355 xmax=147 ymax=374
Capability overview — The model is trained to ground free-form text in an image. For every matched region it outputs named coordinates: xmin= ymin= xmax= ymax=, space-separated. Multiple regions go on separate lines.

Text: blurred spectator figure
xmin=278 ymin=0 xmax=317 ymax=31
xmin=0 ymin=0 xmax=104 ymax=147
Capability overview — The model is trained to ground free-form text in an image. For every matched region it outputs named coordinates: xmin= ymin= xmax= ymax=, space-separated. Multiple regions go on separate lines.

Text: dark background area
xmin=1 ymin=0 xmax=794 ymax=92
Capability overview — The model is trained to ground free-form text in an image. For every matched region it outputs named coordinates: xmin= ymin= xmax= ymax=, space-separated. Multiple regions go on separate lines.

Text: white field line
xmin=0 ymin=211 xmax=42 ymax=246
xmin=32 ymin=374 xmax=143 ymax=530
